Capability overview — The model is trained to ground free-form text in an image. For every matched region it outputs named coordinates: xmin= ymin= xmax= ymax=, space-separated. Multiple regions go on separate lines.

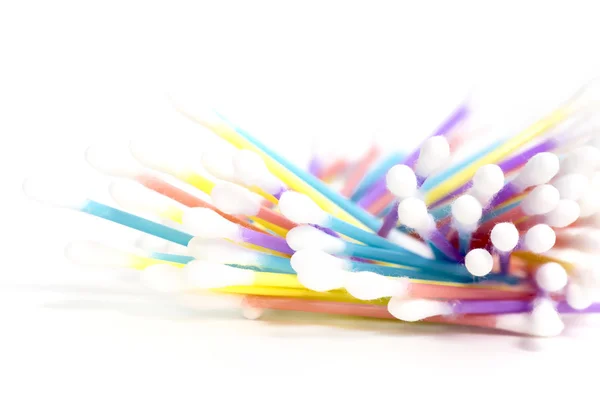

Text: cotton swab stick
xmin=340 ymin=145 xmax=380 ymax=197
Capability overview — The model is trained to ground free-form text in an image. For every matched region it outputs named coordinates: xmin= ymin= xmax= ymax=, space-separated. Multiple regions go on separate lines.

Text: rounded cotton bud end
xmin=386 ymin=164 xmax=417 ymax=199
xmin=464 ymin=248 xmax=494 ymax=277
xmin=559 ymin=145 xmax=600 ymax=176
xmin=279 ymin=191 xmax=329 ymax=225
xmin=85 ymin=145 xmax=144 ymax=179
xmin=182 ymin=207 xmax=241 ymax=241
xmin=397 ymin=197 xmax=431 ymax=233
xmin=490 ymin=223 xmax=519 ymax=252
xmin=345 ymin=272 xmax=409 ymax=301
xmin=524 ymin=224 xmax=556 ymax=253
xmin=387 ymin=298 xmax=453 ymax=322
xmin=201 ymin=151 xmax=236 ymax=182
xmin=535 ymin=262 xmax=568 ymax=293
xmin=552 ymin=173 xmax=589 ymax=200
xmin=544 ymin=199 xmax=580 ymax=228
xmin=129 ymin=140 xmax=187 ymax=177
xmin=242 ymin=306 xmax=265 ymax=320
xmin=296 ymin=266 xmax=348 ymax=292
xmin=210 ymin=182 xmax=261 ymax=216
xmin=530 ymin=299 xmax=564 ymax=337
xmin=184 ymin=260 xmax=255 ymax=289
xmin=471 ymin=164 xmax=504 ymax=203
xmin=286 ymin=225 xmax=346 ymax=254
xmin=566 ymin=282 xmax=593 ymax=310
xmin=451 ymin=195 xmax=482 ymax=228
xmin=578 ymin=185 xmax=600 ymax=218
xmin=141 ymin=264 xmax=187 ymax=293
xmin=415 ymin=136 xmax=450 ymax=178
xmin=290 ymin=249 xmax=349 ymax=274
xmin=520 ymin=184 xmax=560 ymax=216
xmin=513 ymin=152 xmax=560 ymax=190
xmin=233 ymin=149 xmax=283 ymax=194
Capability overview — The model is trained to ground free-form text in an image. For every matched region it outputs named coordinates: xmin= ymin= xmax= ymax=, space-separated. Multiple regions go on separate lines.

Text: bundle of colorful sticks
xmin=23 ymin=83 xmax=600 ymax=337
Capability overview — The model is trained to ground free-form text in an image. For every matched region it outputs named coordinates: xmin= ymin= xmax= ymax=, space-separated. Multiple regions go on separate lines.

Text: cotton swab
xmin=464 ymin=248 xmax=494 ymax=277
xmin=535 ymin=262 xmax=568 ymax=293
xmin=450 ymin=194 xmax=483 ymax=254
xmin=232 ymin=149 xmax=286 ymax=197
xmin=490 ymin=222 xmax=519 ymax=274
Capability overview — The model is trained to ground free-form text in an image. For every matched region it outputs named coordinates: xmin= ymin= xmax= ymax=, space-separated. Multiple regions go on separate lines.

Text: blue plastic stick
xmin=81 ymin=200 xmax=193 ymax=246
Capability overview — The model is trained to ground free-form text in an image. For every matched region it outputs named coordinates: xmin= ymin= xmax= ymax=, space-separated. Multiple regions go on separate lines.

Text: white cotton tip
xmin=529 ymin=299 xmax=564 ymax=337
xmin=520 ymin=184 xmax=560 ymax=216
xmin=187 ymin=238 xmax=259 ymax=266
xmin=65 ymin=241 xmax=134 ymax=268
xmin=464 ymin=248 xmax=494 ymax=277
xmin=566 ymin=282 xmax=593 ymax=310
xmin=297 ymin=267 xmax=348 ymax=292
xmin=387 ymin=298 xmax=453 ymax=322
xmin=385 ymin=164 xmax=417 ymax=199
xmin=109 ymin=180 xmax=181 ymax=217
xmin=451 ymin=195 xmax=482 ymax=228
xmin=290 ymin=249 xmax=349 ymax=274
xmin=512 ymin=153 xmax=560 ymax=190
xmin=233 ymin=149 xmax=283 ymax=194
xmin=85 ymin=145 xmax=146 ymax=179
xmin=22 ymin=177 xmax=89 ymax=209
xmin=415 ymin=136 xmax=450 ymax=178
xmin=181 ymin=207 xmax=241 ymax=241
xmin=279 ymin=191 xmax=329 ymax=225
xmin=184 ymin=260 xmax=255 ymax=289
xmin=552 ymin=173 xmax=589 ymax=200
xmin=129 ymin=140 xmax=187 ymax=177
xmin=559 ymin=145 xmax=600 ymax=176
xmin=544 ymin=199 xmax=580 ymax=228
xmin=386 ymin=230 xmax=435 ymax=259
xmin=578 ymin=185 xmax=600 ymax=217
xmin=535 ymin=262 xmax=568 ymax=292
xmin=141 ymin=264 xmax=187 ymax=293
xmin=345 ymin=272 xmax=409 ymax=301
xmin=286 ymin=225 xmax=346 ymax=254
xmin=210 ymin=182 xmax=262 ymax=216
xmin=201 ymin=151 xmax=236 ymax=182
xmin=397 ymin=197 xmax=432 ymax=233
xmin=524 ymin=224 xmax=556 ymax=253
xmin=242 ymin=306 xmax=265 ymax=320
xmin=490 ymin=223 xmax=519 ymax=252
xmin=471 ymin=164 xmax=505 ymax=203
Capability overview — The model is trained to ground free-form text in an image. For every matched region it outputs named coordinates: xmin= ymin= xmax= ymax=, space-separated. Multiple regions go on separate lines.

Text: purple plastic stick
xmin=452 ymin=300 xmax=531 ymax=315
xmin=428 ymin=229 xmax=462 ymax=261
xmin=241 ymin=229 xmax=293 ymax=254
xmin=357 ymin=104 xmax=469 ymax=208
xmin=376 ymin=201 xmax=399 ymax=237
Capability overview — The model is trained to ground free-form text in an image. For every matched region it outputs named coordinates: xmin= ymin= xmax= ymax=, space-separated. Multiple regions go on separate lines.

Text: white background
xmin=3 ymin=1 xmax=600 ymax=398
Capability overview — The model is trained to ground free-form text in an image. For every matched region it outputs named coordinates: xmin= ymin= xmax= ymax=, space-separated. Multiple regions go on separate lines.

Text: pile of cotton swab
xmin=23 ymin=83 xmax=600 ymax=338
